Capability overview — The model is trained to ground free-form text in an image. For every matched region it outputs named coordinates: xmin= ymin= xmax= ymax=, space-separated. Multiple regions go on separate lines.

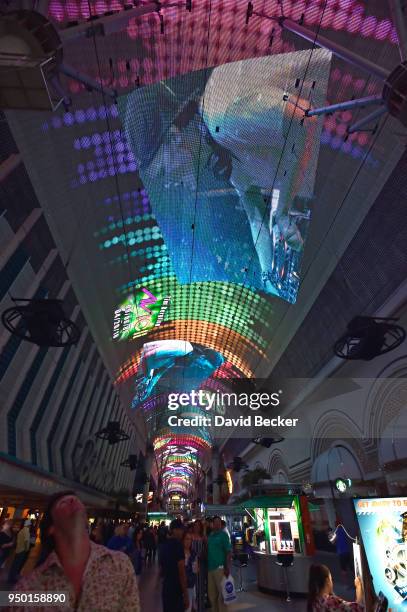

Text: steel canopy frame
xmin=246 ymin=1 xmax=407 ymax=134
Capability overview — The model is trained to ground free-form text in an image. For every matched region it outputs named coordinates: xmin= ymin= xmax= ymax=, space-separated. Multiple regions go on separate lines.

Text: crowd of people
xmin=0 ymin=517 xmax=37 ymax=585
xmin=0 ymin=491 xmax=366 ymax=611
xmin=89 ymin=513 xmax=232 ymax=612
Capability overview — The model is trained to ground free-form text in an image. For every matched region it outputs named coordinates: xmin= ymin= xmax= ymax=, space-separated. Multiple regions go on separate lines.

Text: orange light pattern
xmin=115 ymin=320 xmax=266 ymax=383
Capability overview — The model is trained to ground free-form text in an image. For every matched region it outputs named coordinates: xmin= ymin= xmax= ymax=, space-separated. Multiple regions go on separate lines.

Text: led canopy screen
xmin=120 ymin=49 xmax=331 ymax=302
xmin=132 ymin=339 xmax=224 ymax=409
xmin=112 ymin=287 xmax=170 ymax=340
xmin=354 ymin=497 xmax=407 ymax=610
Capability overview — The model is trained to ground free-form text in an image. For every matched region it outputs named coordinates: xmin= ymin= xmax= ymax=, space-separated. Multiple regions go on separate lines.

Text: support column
xmin=203 ymin=471 xmax=208 ymax=503
xmin=212 ymin=447 xmax=220 ymax=505
xmin=142 ymin=443 xmax=154 ymax=513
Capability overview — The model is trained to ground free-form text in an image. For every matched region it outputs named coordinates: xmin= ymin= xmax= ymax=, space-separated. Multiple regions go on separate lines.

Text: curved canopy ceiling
xmin=5 ymin=0 xmax=407 ymax=497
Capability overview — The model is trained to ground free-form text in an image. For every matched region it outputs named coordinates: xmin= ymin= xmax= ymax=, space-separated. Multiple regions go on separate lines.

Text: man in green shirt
xmin=207 ymin=516 xmax=232 ymax=612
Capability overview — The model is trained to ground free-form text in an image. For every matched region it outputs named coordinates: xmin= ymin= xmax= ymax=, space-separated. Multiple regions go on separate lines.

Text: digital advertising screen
xmin=119 ymin=49 xmax=331 ymax=303
xmin=132 ymin=339 xmax=224 ymax=408
xmin=354 ymin=497 xmax=407 ymax=610
xmin=112 ymin=287 xmax=170 ymax=340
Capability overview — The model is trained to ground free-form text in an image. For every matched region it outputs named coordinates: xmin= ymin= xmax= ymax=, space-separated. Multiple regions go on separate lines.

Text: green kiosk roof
xmin=205 ymin=497 xmax=319 ymax=514
xmin=239 ymin=495 xmax=296 ymax=509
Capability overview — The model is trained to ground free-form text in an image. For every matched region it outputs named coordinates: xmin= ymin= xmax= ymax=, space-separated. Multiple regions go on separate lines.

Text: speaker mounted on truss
xmin=334 ymin=316 xmax=406 ymax=361
xmin=252 ymin=437 xmax=285 ymax=447
xmin=95 ymin=421 xmax=130 ymax=445
xmin=0 ymin=10 xmax=64 ymax=110
xmin=2 ymin=298 xmax=80 ymax=347
xmin=121 ymin=454 xmax=138 ymax=470
xmin=227 ymin=456 xmax=248 ymax=472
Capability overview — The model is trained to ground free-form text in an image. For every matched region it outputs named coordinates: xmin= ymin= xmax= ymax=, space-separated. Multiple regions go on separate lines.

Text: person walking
xmin=132 ymin=527 xmax=144 ymax=582
xmin=157 ymin=521 xmax=168 ymax=563
xmin=13 ymin=491 xmax=140 ymax=611
xmin=160 ymin=519 xmax=189 ymax=612
xmin=307 ymin=564 xmax=364 ymax=611
xmin=183 ymin=531 xmax=198 ymax=612
xmin=191 ymin=520 xmax=207 ymax=612
xmin=207 ymin=516 xmax=232 ymax=612
xmin=29 ymin=520 xmax=37 ymax=549
xmin=107 ymin=523 xmax=133 ymax=556
xmin=143 ymin=526 xmax=156 ymax=565
xmin=89 ymin=524 xmax=103 ymax=544
xmin=0 ymin=519 xmax=14 ymax=570
xmin=334 ymin=523 xmax=352 ymax=585
xmin=8 ymin=520 xmax=31 ymax=584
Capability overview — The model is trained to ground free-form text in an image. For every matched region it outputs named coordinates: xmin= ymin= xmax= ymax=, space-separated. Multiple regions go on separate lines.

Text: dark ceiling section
xmin=272 ymin=149 xmax=407 ymax=379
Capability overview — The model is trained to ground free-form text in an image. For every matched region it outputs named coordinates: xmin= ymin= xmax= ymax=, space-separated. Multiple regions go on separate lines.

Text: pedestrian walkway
xmin=139 ymin=549 xmax=357 ymax=611
xmin=139 ymin=562 xmax=307 ymax=611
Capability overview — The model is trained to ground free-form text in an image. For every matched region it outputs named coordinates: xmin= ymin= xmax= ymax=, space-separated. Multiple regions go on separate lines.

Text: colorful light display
xmin=119 ymin=50 xmax=331 ymax=302
xmin=28 ymin=0 xmax=400 ymax=503
xmin=130 ymin=340 xmax=240 ymax=497
xmin=112 ymin=288 xmax=170 ymax=340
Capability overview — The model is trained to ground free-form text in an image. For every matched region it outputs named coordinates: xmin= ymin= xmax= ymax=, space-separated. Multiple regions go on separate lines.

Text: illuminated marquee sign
xmin=113 ymin=287 xmax=170 ymax=340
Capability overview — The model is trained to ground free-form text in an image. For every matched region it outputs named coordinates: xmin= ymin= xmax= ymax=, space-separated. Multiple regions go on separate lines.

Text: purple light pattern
xmin=48 ymin=0 xmax=400 ymax=48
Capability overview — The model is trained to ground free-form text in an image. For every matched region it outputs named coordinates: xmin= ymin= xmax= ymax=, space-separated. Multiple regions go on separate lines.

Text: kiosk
xmin=240 ymin=495 xmax=315 ymax=596
xmin=147 ymin=511 xmax=172 ymax=526
xmin=203 ymin=503 xmax=249 ymax=540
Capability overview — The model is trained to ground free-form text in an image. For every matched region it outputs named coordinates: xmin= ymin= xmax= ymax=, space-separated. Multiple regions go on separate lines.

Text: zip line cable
xmin=86 ymin=0 xmax=143 ymax=334
xmin=219 ymin=0 xmax=330 ymax=376
xmin=254 ymin=115 xmax=388 ymax=377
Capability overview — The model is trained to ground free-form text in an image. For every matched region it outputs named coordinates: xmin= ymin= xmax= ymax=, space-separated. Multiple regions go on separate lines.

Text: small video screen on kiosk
xmin=354 ymin=497 xmax=407 ymax=611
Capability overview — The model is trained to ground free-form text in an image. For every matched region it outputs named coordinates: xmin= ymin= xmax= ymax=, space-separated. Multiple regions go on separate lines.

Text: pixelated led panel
xmin=115 ymin=321 xmax=266 ymax=383
xmin=50 ymin=1 xmax=399 ymax=81
xmin=112 ymin=288 xmax=171 ymax=340
xmin=52 ymin=0 xmax=397 ymax=162
xmin=134 ymin=339 xmax=223 ymax=489
xmin=118 ymin=49 xmax=331 ymax=302
xmin=116 ymin=278 xmax=275 ymax=346
xmin=131 ymin=339 xmax=224 ymax=407
xmin=8 ymin=0 xmax=400 ymax=414
xmin=156 ymin=433 xmax=211 ymax=452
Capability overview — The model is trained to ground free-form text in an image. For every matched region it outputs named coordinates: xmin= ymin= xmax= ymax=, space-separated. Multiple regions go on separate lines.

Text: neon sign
xmin=112 ymin=287 xmax=170 ymax=340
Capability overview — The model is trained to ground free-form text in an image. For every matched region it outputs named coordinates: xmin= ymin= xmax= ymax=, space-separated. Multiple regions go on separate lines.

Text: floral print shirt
xmin=313 ymin=594 xmax=364 ymax=611
xmin=12 ymin=542 xmax=140 ymax=612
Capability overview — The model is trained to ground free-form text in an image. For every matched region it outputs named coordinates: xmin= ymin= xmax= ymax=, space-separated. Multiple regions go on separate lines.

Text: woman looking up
xmin=307 ymin=564 xmax=364 ymax=611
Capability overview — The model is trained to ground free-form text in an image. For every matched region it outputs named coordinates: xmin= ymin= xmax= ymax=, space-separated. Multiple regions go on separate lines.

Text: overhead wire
xmin=84 ymin=0 xmax=149 ymax=437
xmin=86 ymin=0 xmax=144 ymax=327
xmin=249 ymin=61 xmax=390 ymax=375
xmin=261 ymin=114 xmax=389 ymax=377
xmin=217 ymin=0 xmax=330 ymax=377
xmin=184 ymin=0 xmax=214 ymax=358
xmin=177 ymin=0 xmax=214 ymax=478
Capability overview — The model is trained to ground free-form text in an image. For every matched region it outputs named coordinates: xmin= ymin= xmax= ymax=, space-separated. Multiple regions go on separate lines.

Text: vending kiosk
xmin=240 ymin=495 xmax=315 ymax=596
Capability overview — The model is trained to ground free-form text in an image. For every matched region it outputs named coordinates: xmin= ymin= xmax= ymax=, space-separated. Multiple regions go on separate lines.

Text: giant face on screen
xmin=354 ymin=497 xmax=407 ymax=609
xmin=132 ymin=339 xmax=224 ymax=408
xmin=120 ymin=49 xmax=331 ymax=303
